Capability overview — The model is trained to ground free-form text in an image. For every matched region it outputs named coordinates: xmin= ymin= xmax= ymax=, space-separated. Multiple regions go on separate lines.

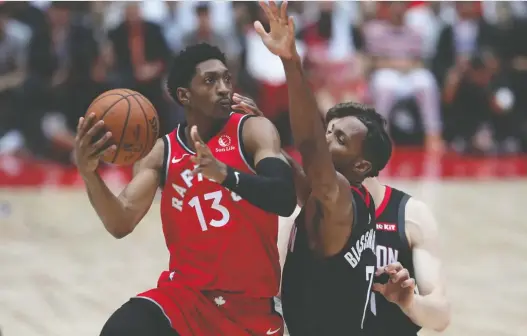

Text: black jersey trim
xmin=397 ymin=194 xmax=411 ymax=250
xmin=351 ymin=193 xmax=358 ymax=229
xmin=237 ymin=113 xmax=257 ymax=173
xmin=160 ymin=134 xmax=170 ymax=188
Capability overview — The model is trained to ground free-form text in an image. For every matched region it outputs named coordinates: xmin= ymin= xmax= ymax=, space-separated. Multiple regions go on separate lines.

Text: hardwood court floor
xmin=1 ymin=180 xmax=526 ymax=336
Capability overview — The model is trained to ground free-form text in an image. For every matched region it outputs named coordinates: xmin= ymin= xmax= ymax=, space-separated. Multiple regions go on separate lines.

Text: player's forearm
xmin=281 ymin=57 xmax=338 ymax=197
xmin=402 ymin=293 xmax=451 ymax=331
xmin=221 ymin=157 xmax=297 ymax=216
xmin=82 ymin=171 xmax=134 ymax=238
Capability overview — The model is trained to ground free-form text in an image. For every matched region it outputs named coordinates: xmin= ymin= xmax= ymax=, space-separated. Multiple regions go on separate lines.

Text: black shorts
xmin=100 ymin=298 xmax=180 ymax=336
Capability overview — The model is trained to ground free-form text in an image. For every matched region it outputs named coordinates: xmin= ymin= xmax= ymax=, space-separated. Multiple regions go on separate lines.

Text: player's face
xmin=326 ymin=116 xmax=372 ymax=178
xmin=189 ymin=59 xmax=233 ymax=119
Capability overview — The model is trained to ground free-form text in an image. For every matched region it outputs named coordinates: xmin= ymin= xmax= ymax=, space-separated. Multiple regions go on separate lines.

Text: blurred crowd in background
xmin=0 ymin=0 xmax=527 ymax=165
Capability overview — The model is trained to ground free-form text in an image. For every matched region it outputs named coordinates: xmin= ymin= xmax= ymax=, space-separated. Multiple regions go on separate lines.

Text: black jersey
xmin=366 ymin=186 xmax=421 ymax=335
xmin=281 ymin=186 xmax=377 ymax=336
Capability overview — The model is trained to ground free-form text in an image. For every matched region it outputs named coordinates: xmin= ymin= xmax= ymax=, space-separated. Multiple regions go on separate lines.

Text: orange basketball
xmin=85 ymin=89 xmax=159 ymax=166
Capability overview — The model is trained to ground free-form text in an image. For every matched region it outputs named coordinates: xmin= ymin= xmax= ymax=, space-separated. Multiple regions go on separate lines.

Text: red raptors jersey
xmin=159 ymin=112 xmax=281 ymax=298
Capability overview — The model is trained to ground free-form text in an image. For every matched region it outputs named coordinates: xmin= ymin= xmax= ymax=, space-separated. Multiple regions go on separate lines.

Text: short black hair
xmin=325 ymin=102 xmax=392 ymax=177
xmin=166 ymin=43 xmax=227 ymax=105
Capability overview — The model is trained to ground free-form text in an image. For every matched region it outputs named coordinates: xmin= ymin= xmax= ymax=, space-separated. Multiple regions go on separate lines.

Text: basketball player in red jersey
xmin=74 ymin=43 xmax=297 ymax=336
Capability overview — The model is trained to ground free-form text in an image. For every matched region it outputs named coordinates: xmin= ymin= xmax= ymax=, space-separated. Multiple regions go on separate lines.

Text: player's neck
xmin=184 ymin=111 xmax=229 ymax=146
xmin=362 ymin=177 xmax=386 ymax=210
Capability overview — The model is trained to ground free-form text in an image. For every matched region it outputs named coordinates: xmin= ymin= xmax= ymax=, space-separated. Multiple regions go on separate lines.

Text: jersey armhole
xmin=237 ymin=114 xmax=257 ymax=172
xmin=159 ymin=134 xmax=170 ymax=188
xmin=351 ymin=195 xmax=358 ymax=229
xmin=397 ymin=195 xmax=411 ymax=250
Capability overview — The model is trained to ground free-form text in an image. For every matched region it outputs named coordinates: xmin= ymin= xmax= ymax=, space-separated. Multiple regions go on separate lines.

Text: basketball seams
xmin=128 ymin=94 xmax=151 ymax=160
xmin=111 ymin=97 xmax=132 ymax=163
xmin=86 ymin=91 xmax=129 ymax=112
xmin=87 ymin=88 xmax=158 ymax=165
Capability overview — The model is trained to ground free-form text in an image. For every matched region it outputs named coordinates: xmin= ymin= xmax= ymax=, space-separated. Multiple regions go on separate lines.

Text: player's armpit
xmin=316 ymin=173 xmax=354 ymax=256
xmin=403 ymin=199 xmax=451 ymax=331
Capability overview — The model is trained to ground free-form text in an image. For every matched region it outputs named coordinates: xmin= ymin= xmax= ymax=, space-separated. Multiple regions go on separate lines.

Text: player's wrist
xmin=399 ymin=292 xmax=418 ymax=315
xmin=220 ymin=165 xmax=238 ymax=189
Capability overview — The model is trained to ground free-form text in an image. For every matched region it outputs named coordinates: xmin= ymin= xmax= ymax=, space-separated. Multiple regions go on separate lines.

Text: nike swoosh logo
xmin=266 ymin=327 xmax=281 ymax=335
xmin=172 ymin=154 xmax=189 ymax=164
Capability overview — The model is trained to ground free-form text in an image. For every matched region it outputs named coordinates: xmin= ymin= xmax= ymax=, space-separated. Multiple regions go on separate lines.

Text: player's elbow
xmin=106 ymin=223 xmax=134 ymax=239
xmin=434 ymin=301 xmax=451 ymax=332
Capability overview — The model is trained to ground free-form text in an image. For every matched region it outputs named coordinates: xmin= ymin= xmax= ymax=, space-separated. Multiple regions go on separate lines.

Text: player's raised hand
xmin=255 ymin=1 xmax=298 ymax=60
xmin=190 ymin=125 xmax=228 ymax=183
xmin=373 ymin=262 xmax=416 ymax=309
xmin=232 ymin=93 xmax=264 ymax=117
xmin=74 ymin=113 xmax=116 ymax=175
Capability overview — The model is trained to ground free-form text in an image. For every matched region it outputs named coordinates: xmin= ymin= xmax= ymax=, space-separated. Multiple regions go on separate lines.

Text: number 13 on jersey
xmin=188 ymin=190 xmax=241 ymax=231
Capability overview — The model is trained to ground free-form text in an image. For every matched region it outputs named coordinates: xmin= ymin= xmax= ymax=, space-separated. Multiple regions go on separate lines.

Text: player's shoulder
xmin=239 ymin=115 xmax=281 ymax=149
xmin=136 ymin=138 xmax=165 ymax=172
xmin=404 ymin=197 xmax=439 ymax=246
xmin=241 ymin=115 xmax=277 ymax=136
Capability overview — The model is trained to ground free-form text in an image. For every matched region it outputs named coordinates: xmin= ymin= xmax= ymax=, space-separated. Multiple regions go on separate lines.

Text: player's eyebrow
xmin=201 ymin=69 xmax=229 ymax=77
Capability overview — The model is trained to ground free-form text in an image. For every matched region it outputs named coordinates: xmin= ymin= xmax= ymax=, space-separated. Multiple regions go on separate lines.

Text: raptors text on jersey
xmin=159 ymin=113 xmax=281 ymax=298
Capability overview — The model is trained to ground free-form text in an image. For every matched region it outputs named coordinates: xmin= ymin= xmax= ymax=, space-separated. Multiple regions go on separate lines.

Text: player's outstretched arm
xmin=75 ymin=115 xmax=163 ymax=238
xmin=255 ymin=1 xmax=347 ymax=208
xmin=403 ymin=199 xmax=451 ymax=331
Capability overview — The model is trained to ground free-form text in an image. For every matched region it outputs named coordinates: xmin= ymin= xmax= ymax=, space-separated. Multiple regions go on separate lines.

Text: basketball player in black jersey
xmin=253 ymin=2 xmax=403 ymax=335
xmin=362 ymin=177 xmax=451 ymax=334
xmin=232 ymin=95 xmax=451 ymax=336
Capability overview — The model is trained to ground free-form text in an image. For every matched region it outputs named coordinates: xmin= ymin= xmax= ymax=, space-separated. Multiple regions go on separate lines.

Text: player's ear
xmin=176 ymin=88 xmax=190 ymax=106
xmin=354 ymin=159 xmax=372 ymax=177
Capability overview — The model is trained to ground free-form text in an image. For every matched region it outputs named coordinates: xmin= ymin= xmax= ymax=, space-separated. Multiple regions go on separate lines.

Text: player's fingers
xmin=190 ymin=125 xmax=205 ymax=145
xmin=372 ymin=283 xmax=386 ymax=294
xmin=391 ymin=268 xmax=410 ymax=284
xmin=385 ymin=262 xmax=403 ymax=274
xmin=375 ymin=266 xmax=387 ymax=276
xmin=191 ymin=164 xmax=202 ymax=176
xmin=280 ymin=1 xmax=288 ymax=21
xmin=76 ymin=117 xmax=84 ymax=136
xmin=89 ymin=131 xmax=113 ymax=155
xmin=268 ymin=0 xmax=280 ymax=18
xmin=94 ymin=144 xmax=117 ymax=158
xmin=233 ymin=102 xmax=258 ymax=115
xmin=259 ymin=1 xmax=273 ymax=21
xmin=82 ymin=120 xmax=105 ymax=144
xmin=231 ymin=104 xmax=248 ymax=114
xmin=77 ymin=113 xmax=95 ymax=139
xmin=401 ymin=278 xmax=415 ymax=289
xmin=254 ymin=20 xmax=268 ymax=39
xmin=288 ymin=16 xmax=296 ymax=36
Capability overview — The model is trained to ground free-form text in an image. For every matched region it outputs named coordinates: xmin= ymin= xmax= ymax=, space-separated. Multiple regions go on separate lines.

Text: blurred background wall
xmin=0 ymin=0 xmax=525 ymax=184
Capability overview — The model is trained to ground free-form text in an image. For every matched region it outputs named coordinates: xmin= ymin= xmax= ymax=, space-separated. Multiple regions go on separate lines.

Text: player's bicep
xmin=118 ymin=139 xmax=164 ymax=224
xmin=242 ymin=116 xmax=287 ymax=166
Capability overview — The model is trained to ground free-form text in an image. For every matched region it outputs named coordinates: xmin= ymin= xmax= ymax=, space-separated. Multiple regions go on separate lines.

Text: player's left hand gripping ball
xmin=373 ymin=262 xmax=416 ymax=309
xmin=190 ymin=125 xmax=228 ymax=183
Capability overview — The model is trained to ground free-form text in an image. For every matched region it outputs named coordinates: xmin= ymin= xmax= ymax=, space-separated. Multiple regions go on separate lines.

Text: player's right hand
xmin=73 ymin=113 xmax=116 ymax=175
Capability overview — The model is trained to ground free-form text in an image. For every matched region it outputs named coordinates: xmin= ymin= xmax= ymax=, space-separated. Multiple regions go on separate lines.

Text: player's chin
xmin=212 ymin=104 xmax=232 ymax=118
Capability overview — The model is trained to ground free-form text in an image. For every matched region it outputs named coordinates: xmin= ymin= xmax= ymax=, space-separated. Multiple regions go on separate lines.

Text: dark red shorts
xmin=136 ymin=271 xmax=284 ymax=336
